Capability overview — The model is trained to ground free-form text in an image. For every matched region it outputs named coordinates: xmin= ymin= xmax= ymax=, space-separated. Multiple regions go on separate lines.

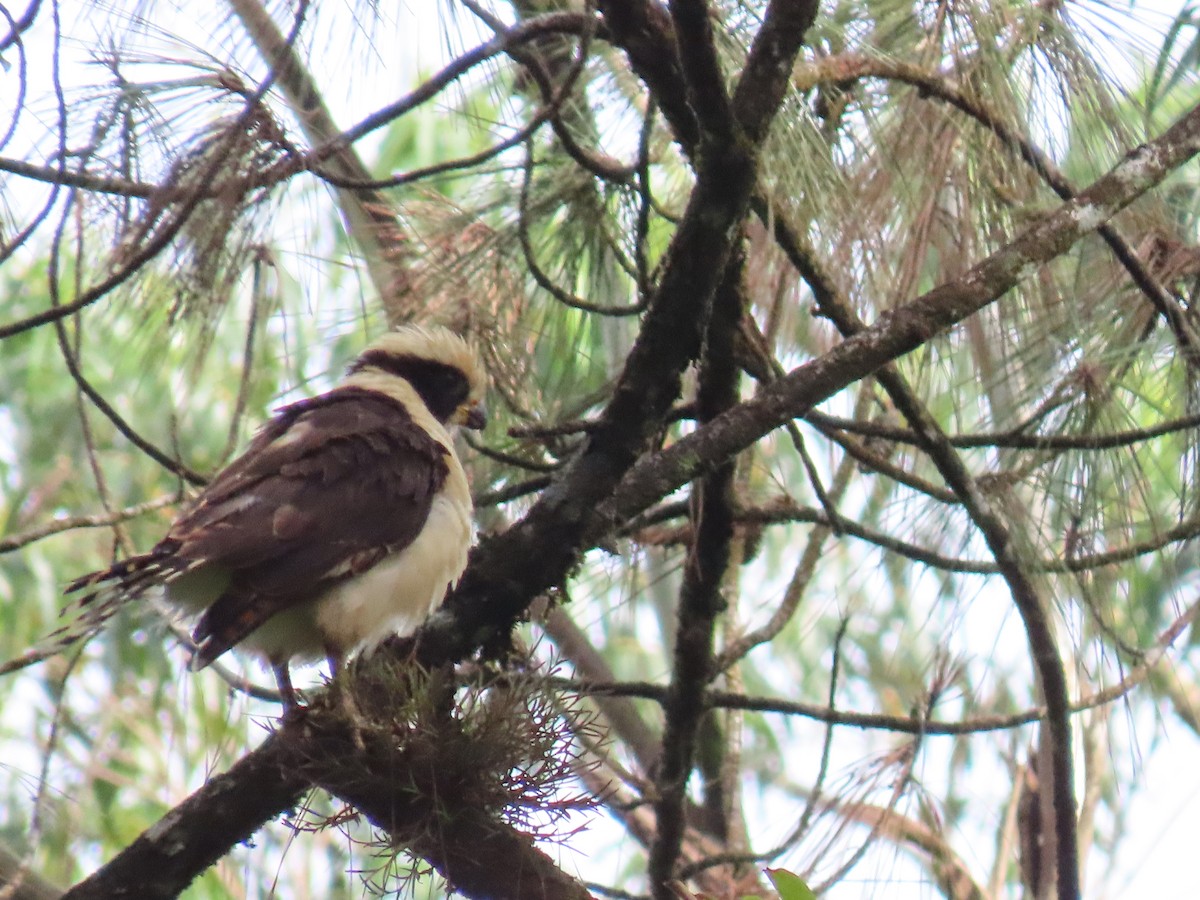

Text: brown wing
xmin=168 ymin=387 xmax=450 ymax=665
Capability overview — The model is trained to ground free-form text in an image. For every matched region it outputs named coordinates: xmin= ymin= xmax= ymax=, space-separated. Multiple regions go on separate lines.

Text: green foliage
xmin=766 ymin=867 xmax=818 ymax=900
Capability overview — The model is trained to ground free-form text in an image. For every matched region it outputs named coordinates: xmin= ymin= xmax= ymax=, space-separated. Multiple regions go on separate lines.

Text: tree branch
xmin=62 ymin=733 xmax=308 ymax=899
xmin=650 ymin=243 xmax=743 ymax=895
xmin=668 ymin=0 xmax=736 ymax=146
xmin=598 ymin=102 xmax=1200 ymax=536
xmin=797 ymin=52 xmax=1198 ymax=362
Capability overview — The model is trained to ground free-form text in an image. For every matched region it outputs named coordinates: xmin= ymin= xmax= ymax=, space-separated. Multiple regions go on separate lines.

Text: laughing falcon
xmin=65 ymin=325 xmax=486 ymax=704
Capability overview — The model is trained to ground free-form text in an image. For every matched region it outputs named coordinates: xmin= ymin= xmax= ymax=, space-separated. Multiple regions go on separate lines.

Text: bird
xmin=62 ymin=324 xmax=486 ymax=706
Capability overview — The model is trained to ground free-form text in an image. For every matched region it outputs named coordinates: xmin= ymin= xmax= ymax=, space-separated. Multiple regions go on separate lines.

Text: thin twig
xmin=0 ymin=495 xmax=180 ymax=555
xmin=550 ymin=587 xmax=1200 ymax=733
xmin=807 ymin=408 xmax=1200 ymax=452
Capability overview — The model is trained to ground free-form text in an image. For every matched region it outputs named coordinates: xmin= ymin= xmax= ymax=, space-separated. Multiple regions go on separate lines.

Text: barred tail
xmin=0 ymin=583 xmax=129 ymax=677
xmin=64 ymin=547 xmax=175 ymax=599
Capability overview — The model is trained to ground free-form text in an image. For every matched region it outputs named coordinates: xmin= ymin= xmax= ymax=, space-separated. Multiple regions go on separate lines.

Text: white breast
xmin=314 ymin=487 xmax=473 ymax=653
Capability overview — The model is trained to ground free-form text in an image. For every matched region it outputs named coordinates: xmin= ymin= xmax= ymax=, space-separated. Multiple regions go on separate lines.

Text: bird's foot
xmin=326 ymin=652 xmax=368 ymax=752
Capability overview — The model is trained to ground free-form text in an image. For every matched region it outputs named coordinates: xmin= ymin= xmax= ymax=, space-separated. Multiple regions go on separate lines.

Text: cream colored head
xmin=347 ymin=325 xmax=487 ymax=428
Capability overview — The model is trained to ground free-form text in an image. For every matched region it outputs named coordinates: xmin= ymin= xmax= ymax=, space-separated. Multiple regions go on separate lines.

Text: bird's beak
xmin=462 ymin=402 xmax=487 ymax=430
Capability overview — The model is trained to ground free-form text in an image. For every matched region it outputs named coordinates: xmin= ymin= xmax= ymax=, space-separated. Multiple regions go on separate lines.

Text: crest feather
xmin=354 ymin=325 xmax=485 ymax=404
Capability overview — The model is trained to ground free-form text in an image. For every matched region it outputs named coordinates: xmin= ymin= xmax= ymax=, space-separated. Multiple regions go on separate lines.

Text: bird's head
xmin=347 ymin=325 xmax=487 ymax=429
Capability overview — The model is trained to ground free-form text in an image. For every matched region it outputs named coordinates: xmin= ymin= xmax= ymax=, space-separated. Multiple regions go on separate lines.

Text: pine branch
xmin=228 ymin=0 xmax=418 ymax=323
xmin=600 ymin=102 xmax=1200 ymax=535
xmin=650 ymin=242 xmax=743 ymax=895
